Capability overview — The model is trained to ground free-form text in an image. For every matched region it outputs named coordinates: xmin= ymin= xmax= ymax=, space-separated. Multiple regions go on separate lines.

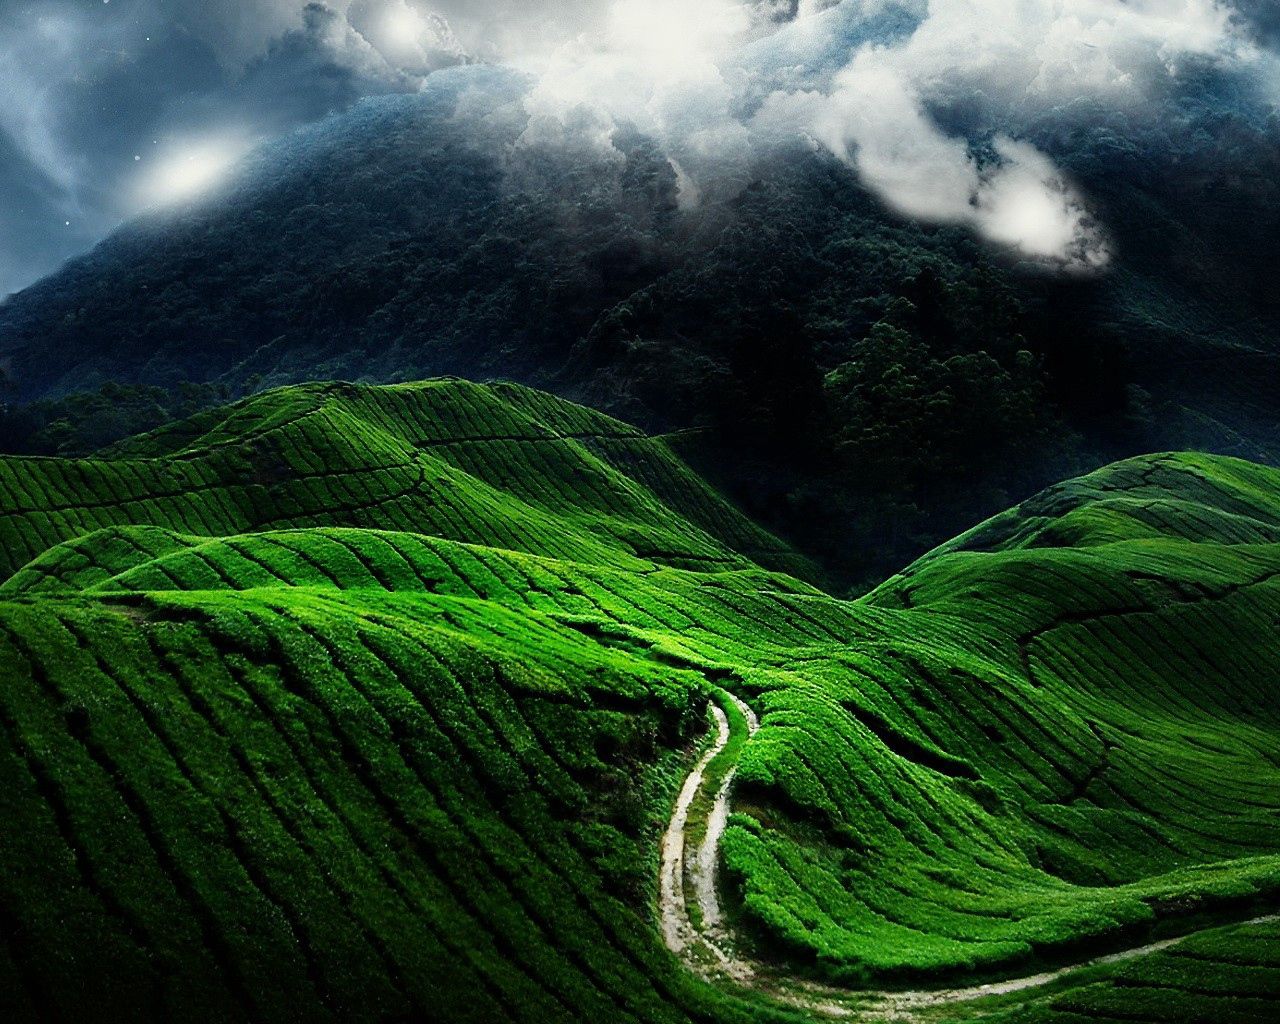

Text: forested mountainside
xmin=2 ymin=379 xmax=1278 ymax=1023
xmin=3 ymin=61 xmax=1279 ymax=585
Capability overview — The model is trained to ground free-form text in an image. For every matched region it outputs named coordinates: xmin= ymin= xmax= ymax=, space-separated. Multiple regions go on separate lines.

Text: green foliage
xmin=823 ymin=319 xmax=1051 ymax=489
xmin=956 ymin=917 xmax=1280 ymax=1024
xmin=0 ymin=380 xmax=228 ymax=456
xmin=0 ymin=378 xmax=811 ymax=584
xmin=1 ymin=380 xmax=1278 ymax=1022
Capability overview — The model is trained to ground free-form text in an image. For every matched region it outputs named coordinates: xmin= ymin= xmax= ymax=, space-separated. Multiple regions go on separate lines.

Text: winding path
xmin=658 ymin=692 xmax=1278 ymax=1020
xmin=659 ymin=694 xmax=759 ymax=983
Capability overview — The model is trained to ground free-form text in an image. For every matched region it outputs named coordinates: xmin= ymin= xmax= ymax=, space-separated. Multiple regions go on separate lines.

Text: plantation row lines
xmin=5 ymin=527 xmax=841 ymax=657
xmin=113 ymin=381 xmax=643 ymax=465
xmin=0 ymin=391 xmax=799 ymax=581
xmin=0 ymin=592 xmax=781 ymax=1023
xmin=0 ymin=450 xmax=751 ymax=581
xmin=925 ymin=453 xmax=1280 ymax=561
xmin=973 ymin=916 xmax=1280 ymax=1023
xmin=5 ymin=388 xmax=1280 ymax=1019
xmin=714 ymin=564 xmax=1280 ymax=975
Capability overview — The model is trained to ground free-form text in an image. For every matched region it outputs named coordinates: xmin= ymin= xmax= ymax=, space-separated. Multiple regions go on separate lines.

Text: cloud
xmin=516 ymin=0 xmax=756 ymax=187
xmin=0 ymin=0 xmax=1275 ymax=295
xmin=783 ymin=52 xmax=1104 ymax=269
xmin=455 ymin=1 xmax=1263 ymax=268
xmin=978 ymin=138 xmax=1109 ymax=268
xmin=785 ymin=1 xmax=1256 ymax=268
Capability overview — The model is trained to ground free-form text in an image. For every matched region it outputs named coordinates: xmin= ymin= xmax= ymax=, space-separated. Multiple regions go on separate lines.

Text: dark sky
xmin=0 ymin=0 xmax=517 ymax=296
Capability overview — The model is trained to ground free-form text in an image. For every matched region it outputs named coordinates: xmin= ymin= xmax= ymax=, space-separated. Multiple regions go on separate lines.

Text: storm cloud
xmin=0 ymin=0 xmax=1276 ymax=294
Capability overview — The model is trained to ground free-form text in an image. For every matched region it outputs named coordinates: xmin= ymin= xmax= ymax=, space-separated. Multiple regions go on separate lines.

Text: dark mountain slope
xmin=2 ymin=63 xmax=1278 ymax=586
xmin=0 ymin=67 xmax=679 ymax=399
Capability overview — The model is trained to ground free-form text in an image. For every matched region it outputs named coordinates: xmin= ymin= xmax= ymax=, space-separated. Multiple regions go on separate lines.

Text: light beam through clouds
xmin=137 ymin=136 xmax=252 ymax=207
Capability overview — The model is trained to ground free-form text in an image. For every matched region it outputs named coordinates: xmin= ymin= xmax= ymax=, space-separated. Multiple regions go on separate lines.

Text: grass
xmin=0 ymin=381 xmax=1278 ymax=1022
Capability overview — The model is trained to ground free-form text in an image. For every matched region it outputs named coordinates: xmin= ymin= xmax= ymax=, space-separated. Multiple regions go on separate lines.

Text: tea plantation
xmin=1 ymin=380 xmax=1277 ymax=1022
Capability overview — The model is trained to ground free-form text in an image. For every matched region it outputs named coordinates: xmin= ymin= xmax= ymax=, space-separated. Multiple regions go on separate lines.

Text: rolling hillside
xmin=0 ymin=377 xmax=809 ymax=582
xmin=1 ymin=380 xmax=1278 ymax=1022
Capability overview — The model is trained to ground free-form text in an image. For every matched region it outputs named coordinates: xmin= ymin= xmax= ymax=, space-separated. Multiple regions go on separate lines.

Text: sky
xmin=0 ymin=0 xmax=1275 ymax=296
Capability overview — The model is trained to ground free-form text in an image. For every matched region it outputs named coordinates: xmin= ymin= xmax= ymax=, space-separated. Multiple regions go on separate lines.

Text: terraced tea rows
xmin=939 ymin=914 xmax=1280 ymax=1023
xmin=0 ymin=378 xmax=810 ymax=580
xmin=659 ymin=692 xmax=1278 ymax=1020
xmin=1 ymin=380 xmax=1278 ymax=1022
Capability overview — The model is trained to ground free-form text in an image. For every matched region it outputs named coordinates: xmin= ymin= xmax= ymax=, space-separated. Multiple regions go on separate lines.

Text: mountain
xmin=1 ymin=379 xmax=1278 ymax=1022
xmin=2 ymin=57 xmax=1278 ymax=589
xmin=0 ymin=66 xmax=673 ymax=403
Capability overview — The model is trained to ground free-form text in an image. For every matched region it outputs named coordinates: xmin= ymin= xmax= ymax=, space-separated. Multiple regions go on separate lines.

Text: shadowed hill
xmin=900 ymin=452 xmax=1280 ymax=559
xmin=1 ymin=383 xmax=1279 ymax=1023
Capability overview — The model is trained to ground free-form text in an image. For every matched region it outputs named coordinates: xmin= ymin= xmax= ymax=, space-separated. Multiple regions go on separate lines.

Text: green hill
xmin=1 ymin=381 xmax=1278 ymax=1023
xmin=0 ymin=378 xmax=809 ymax=581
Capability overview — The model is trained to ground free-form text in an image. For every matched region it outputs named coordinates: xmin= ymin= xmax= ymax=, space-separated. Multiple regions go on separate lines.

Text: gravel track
xmin=659 ymin=692 xmax=1278 ymax=1020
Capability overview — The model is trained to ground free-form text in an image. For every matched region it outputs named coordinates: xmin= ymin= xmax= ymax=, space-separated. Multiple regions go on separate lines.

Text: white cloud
xmin=515 ymin=0 xmax=757 ymax=193
xmin=135 ymin=134 xmax=254 ymax=208
xmin=977 ymin=138 xmax=1108 ymax=269
xmin=804 ymin=54 xmax=1110 ymax=268
xmin=0 ymin=0 xmax=1273 ymax=293
xmin=813 ymin=56 xmax=979 ymax=223
xmin=452 ymin=0 xmax=1261 ymax=268
xmin=755 ymin=0 xmax=1257 ymax=268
